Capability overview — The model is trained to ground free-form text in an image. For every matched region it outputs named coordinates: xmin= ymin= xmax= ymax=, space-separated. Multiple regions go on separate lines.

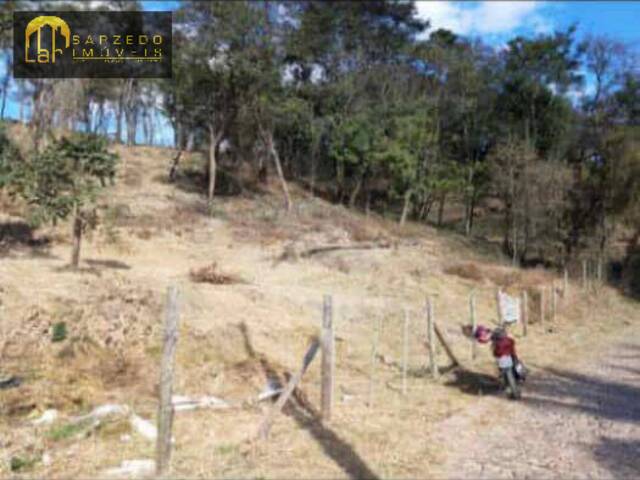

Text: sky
xmin=412 ymin=1 xmax=640 ymax=48
xmin=2 ymin=1 xmax=639 ymax=146
xmin=143 ymin=1 xmax=640 ymax=48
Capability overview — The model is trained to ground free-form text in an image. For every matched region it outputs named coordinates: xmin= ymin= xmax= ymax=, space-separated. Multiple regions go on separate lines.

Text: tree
xmin=12 ymin=134 xmax=118 ymax=268
xmin=0 ymin=122 xmax=21 ymax=190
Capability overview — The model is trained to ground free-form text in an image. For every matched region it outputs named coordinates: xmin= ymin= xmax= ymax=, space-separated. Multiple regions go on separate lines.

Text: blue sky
xmin=413 ymin=1 xmax=640 ymax=48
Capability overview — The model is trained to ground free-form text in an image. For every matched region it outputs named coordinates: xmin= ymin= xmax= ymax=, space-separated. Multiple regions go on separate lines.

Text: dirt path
xmin=434 ymin=331 xmax=640 ymax=479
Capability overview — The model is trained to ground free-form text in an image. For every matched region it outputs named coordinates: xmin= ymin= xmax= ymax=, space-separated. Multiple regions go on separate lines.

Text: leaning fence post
xmin=470 ymin=291 xmax=477 ymax=361
xmin=321 ymin=294 xmax=334 ymax=422
xmin=402 ymin=308 xmax=409 ymax=396
xmin=426 ymin=297 xmax=438 ymax=379
xmin=257 ymin=340 xmax=320 ymax=440
xmin=156 ymin=285 xmax=180 ymax=477
xmin=521 ymin=290 xmax=528 ymax=337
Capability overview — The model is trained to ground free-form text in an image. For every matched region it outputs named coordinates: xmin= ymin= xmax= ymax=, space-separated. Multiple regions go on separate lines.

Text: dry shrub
xmin=485 ymin=268 xmax=523 ymax=288
xmin=321 ymin=255 xmax=351 ymax=274
xmin=169 ymin=203 xmax=204 ymax=226
xmin=135 ymin=228 xmax=153 ymax=240
xmin=190 ymin=262 xmax=244 ymax=285
xmin=444 ymin=262 xmax=485 ymax=282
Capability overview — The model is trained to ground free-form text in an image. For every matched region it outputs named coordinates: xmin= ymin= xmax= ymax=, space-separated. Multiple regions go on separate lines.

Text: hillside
xmin=1 ymin=142 xmax=639 ymax=479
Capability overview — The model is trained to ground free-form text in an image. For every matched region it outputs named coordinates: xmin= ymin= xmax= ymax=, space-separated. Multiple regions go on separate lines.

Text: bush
xmin=52 ymin=321 xmax=68 ymax=342
xmin=10 ymin=455 xmax=37 ymax=472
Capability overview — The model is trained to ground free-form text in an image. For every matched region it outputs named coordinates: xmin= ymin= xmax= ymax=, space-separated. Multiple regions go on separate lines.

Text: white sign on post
xmin=499 ymin=291 xmax=520 ymax=324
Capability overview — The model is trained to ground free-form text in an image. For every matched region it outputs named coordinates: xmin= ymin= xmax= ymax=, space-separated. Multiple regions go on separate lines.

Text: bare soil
xmin=434 ymin=326 xmax=640 ymax=479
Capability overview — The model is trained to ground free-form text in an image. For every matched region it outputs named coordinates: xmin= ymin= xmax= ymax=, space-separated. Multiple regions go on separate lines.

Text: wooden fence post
xmin=539 ymin=287 xmax=545 ymax=325
xmin=257 ymin=340 xmax=320 ymax=440
xmin=402 ymin=308 xmax=409 ymax=395
xmin=495 ymin=289 xmax=503 ymax=326
xmin=368 ymin=316 xmax=381 ymax=408
xmin=321 ymin=294 xmax=334 ymax=422
xmin=156 ymin=285 xmax=180 ymax=477
xmin=563 ymin=268 xmax=569 ymax=301
xmin=470 ymin=291 xmax=477 ymax=361
xmin=426 ymin=297 xmax=439 ymax=379
xmin=551 ymin=283 xmax=557 ymax=322
xmin=521 ymin=291 xmax=528 ymax=337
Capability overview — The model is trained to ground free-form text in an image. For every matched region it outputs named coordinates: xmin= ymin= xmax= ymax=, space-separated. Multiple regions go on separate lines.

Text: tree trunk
xmin=0 ymin=61 xmax=9 ymax=120
xmin=116 ymin=100 xmax=123 ymax=143
xmin=418 ymin=193 xmax=433 ymax=221
xmin=186 ymin=130 xmax=195 ymax=152
xmin=169 ymin=150 xmax=182 ymax=183
xmin=349 ymin=172 xmax=363 ymax=209
xmin=400 ymin=189 xmax=412 ymax=226
xmin=71 ymin=210 xmax=83 ymax=269
xmin=463 ymin=163 xmax=476 ymax=236
xmin=124 ymin=79 xmax=137 ymax=146
xmin=207 ymin=125 xmax=222 ymax=203
xmin=263 ymin=129 xmax=292 ymax=212
xmin=467 ymin=192 xmax=476 ymax=236
xmin=437 ymin=193 xmax=447 ymax=226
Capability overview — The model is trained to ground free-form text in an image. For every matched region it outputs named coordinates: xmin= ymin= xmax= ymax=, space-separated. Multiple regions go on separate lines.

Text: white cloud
xmin=415 ymin=1 xmax=552 ymax=37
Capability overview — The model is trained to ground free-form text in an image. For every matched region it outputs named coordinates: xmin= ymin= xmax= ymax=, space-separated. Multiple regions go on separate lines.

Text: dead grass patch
xmin=443 ymin=262 xmax=485 ymax=282
xmin=190 ymin=262 xmax=244 ymax=285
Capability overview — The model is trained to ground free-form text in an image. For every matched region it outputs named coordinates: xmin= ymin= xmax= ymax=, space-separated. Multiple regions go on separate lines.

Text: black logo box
xmin=14 ymin=11 xmax=172 ymax=78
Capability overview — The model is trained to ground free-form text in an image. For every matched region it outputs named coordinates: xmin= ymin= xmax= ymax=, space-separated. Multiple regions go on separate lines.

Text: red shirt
xmin=493 ymin=336 xmax=516 ymax=358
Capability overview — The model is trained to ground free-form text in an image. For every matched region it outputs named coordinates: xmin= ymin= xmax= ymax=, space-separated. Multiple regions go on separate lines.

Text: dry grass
xmin=1 ymin=131 xmax=639 ymax=479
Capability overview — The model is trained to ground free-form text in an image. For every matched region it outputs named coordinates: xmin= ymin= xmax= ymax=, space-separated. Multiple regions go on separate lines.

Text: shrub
xmin=52 ymin=321 xmax=68 ymax=342
xmin=10 ymin=455 xmax=37 ymax=472
xmin=443 ymin=262 xmax=484 ymax=282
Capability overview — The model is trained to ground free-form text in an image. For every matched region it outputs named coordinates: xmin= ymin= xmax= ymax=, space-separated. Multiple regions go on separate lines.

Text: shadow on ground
xmin=592 ymin=437 xmax=640 ymax=478
xmin=522 ymin=344 xmax=640 ymax=477
xmin=443 ymin=368 xmax=502 ymax=396
xmin=153 ymin=165 xmax=256 ymax=198
xmin=238 ymin=322 xmax=379 ymax=480
xmin=0 ymin=220 xmax=52 ymax=257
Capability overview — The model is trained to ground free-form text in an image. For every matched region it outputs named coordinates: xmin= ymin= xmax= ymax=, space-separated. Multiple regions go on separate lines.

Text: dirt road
xmin=434 ymin=333 xmax=640 ymax=479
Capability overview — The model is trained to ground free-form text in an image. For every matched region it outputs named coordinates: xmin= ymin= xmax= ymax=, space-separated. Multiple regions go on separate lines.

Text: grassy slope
xmin=1 ymin=138 xmax=639 ymax=478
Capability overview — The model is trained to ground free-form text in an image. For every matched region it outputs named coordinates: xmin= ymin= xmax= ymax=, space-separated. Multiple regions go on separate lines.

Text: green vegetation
xmin=10 ymin=455 xmax=38 ymax=472
xmin=51 ymin=322 xmax=68 ymax=343
xmin=46 ymin=419 xmax=92 ymax=441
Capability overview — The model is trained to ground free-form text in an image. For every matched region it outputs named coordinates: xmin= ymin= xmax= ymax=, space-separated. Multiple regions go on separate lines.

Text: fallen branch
xmin=172 ymin=395 xmax=230 ymax=412
xmin=299 ymin=241 xmax=392 ymax=258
